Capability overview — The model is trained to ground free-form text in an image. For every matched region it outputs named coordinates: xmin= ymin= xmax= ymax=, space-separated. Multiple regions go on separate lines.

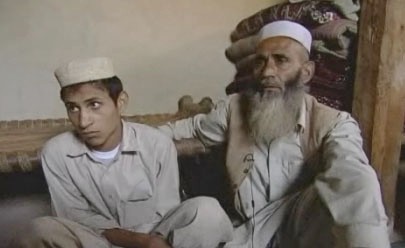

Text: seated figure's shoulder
xmin=337 ymin=110 xmax=355 ymax=122
xmin=226 ymin=93 xmax=239 ymax=105
xmin=305 ymin=96 xmax=361 ymax=137
xmin=127 ymin=122 xmax=174 ymax=147
xmin=308 ymin=95 xmax=354 ymax=121
xmin=42 ymin=130 xmax=78 ymax=154
xmin=208 ymin=95 xmax=234 ymax=115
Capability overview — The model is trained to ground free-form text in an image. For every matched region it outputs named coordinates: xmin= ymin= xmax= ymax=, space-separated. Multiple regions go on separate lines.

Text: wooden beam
xmin=353 ymin=0 xmax=405 ymax=221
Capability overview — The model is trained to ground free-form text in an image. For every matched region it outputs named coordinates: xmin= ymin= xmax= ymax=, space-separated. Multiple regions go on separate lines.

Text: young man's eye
xmin=66 ymin=105 xmax=79 ymax=113
xmin=89 ymin=102 xmax=101 ymax=109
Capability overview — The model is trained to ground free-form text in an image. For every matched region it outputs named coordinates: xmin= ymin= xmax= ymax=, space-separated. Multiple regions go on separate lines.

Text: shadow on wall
xmin=128 ymin=29 xmax=233 ymax=115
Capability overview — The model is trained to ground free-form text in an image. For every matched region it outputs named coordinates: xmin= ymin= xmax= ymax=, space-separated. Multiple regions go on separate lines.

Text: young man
xmin=17 ymin=57 xmax=233 ymax=248
xmin=159 ymin=21 xmax=391 ymax=247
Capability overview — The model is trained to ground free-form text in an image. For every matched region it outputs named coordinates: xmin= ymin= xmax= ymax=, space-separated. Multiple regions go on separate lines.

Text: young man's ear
xmin=116 ymin=91 xmax=129 ymax=114
xmin=300 ymin=60 xmax=315 ymax=84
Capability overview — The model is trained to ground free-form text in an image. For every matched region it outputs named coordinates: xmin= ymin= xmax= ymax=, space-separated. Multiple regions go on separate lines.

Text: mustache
xmin=260 ymin=78 xmax=282 ymax=88
xmin=243 ymin=77 xmax=281 ymax=93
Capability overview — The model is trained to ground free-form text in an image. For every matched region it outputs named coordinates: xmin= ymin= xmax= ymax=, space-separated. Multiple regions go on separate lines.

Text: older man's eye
xmin=253 ymin=58 xmax=266 ymax=70
xmin=274 ymin=54 xmax=288 ymax=64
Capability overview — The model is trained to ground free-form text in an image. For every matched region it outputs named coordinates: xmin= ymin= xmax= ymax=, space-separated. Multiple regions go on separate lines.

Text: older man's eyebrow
xmin=272 ymin=53 xmax=288 ymax=60
xmin=255 ymin=53 xmax=269 ymax=61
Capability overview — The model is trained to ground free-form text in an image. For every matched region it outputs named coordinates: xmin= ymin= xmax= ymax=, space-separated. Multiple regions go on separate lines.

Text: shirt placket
xmin=100 ymin=167 xmax=119 ymax=219
xmin=266 ymin=142 xmax=272 ymax=202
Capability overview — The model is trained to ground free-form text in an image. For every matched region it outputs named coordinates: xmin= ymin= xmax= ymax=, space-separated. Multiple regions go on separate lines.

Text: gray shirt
xmin=41 ymin=121 xmax=180 ymax=234
xmin=158 ymin=98 xmax=306 ymax=219
xmin=158 ymin=96 xmax=388 ymax=233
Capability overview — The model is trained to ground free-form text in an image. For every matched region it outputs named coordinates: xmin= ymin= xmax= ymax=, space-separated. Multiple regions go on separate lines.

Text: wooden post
xmin=352 ymin=0 xmax=405 ymax=221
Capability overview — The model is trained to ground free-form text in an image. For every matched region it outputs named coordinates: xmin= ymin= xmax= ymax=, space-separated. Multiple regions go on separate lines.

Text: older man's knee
xmin=28 ymin=217 xmax=58 ymax=239
xmin=189 ymin=197 xmax=226 ymax=217
xmin=191 ymin=197 xmax=233 ymax=232
xmin=13 ymin=216 xmax=59 ymax=247
xmin=171 ymin=197 xmax=233 ymax=247
xmin=359 ymin=171 xmax=382 ymax=192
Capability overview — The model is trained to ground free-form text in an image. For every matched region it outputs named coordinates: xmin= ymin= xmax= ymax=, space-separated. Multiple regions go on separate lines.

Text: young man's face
xmin=62 ymin=83 xmax=125 ymax=151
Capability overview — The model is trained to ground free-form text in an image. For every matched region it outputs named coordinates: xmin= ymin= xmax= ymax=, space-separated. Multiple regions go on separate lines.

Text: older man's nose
xmin=262 ymin=59 xmax=277 ymax=77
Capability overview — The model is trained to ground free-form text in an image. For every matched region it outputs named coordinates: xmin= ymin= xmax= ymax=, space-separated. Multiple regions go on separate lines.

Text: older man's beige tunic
xmin=158 ymin=94 xmax=390 ymax=248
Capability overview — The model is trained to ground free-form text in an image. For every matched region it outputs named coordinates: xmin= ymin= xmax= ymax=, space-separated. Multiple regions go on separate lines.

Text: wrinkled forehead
xmin=256 ymin=36 xmax=309 ymax=57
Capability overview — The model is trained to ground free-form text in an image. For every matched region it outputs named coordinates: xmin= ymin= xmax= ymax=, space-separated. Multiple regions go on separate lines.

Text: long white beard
xmin=242 ymin=83 xmax=306 ymax=145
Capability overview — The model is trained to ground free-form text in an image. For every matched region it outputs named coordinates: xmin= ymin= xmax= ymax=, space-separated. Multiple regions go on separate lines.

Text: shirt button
xmin=243 ymin=168 xmax=249 ymax=173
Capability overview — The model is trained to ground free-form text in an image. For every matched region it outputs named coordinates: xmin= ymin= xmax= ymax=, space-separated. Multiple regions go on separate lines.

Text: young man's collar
xmin=120 ymin=121 xmax=140 ymax=153
xmin=67 ymin=120 xmax=139 ymax=157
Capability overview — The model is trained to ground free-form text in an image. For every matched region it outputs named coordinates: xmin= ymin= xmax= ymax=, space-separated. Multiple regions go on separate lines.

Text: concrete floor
xmin=394 ymin=160 xmax=405 ymax=243
xmin=0 ymin=160 xmax=404 ymax=247
xmin=0 ymin=194 xmax=50 ymax=248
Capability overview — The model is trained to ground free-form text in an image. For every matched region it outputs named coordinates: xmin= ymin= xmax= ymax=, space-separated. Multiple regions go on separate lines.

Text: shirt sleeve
xmin=314 ymin=112 xmax=390 ymax=247
xmin=154 ymin=136 xmax=181 ymax=216
xmin=157 ymin=98 xmax=230 ymax=146
xmin=41 ymin=142 xmax=120 ymax=234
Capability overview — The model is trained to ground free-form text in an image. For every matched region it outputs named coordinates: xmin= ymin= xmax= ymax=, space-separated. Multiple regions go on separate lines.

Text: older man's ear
xmin=300 ymin=60 xmax=315 ymax=84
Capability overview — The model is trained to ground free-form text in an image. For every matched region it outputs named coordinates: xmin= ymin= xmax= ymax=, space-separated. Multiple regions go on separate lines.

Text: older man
xmin=158 ymin=21 xmax=390 ymax=248
xmin=16 ymin=57 xmax=233 ymax=248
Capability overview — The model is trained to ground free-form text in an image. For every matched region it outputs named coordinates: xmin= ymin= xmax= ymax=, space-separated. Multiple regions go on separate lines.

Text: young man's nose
xmin=78 ymin=110 xmax=93 ymax=129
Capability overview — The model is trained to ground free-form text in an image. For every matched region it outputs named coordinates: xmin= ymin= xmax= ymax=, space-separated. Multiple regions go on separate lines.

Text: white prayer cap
xmin=54 ymin=57 xmax=115 ymax=88
xmin=258 ymin=20 xmax=312 ymax=53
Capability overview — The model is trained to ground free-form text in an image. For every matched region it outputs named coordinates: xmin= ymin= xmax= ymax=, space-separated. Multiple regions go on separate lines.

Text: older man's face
xmin=242 ymin=36 xmax=312 ymax=143
xmin=252 ymin=36 xmax=310 ymax=99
